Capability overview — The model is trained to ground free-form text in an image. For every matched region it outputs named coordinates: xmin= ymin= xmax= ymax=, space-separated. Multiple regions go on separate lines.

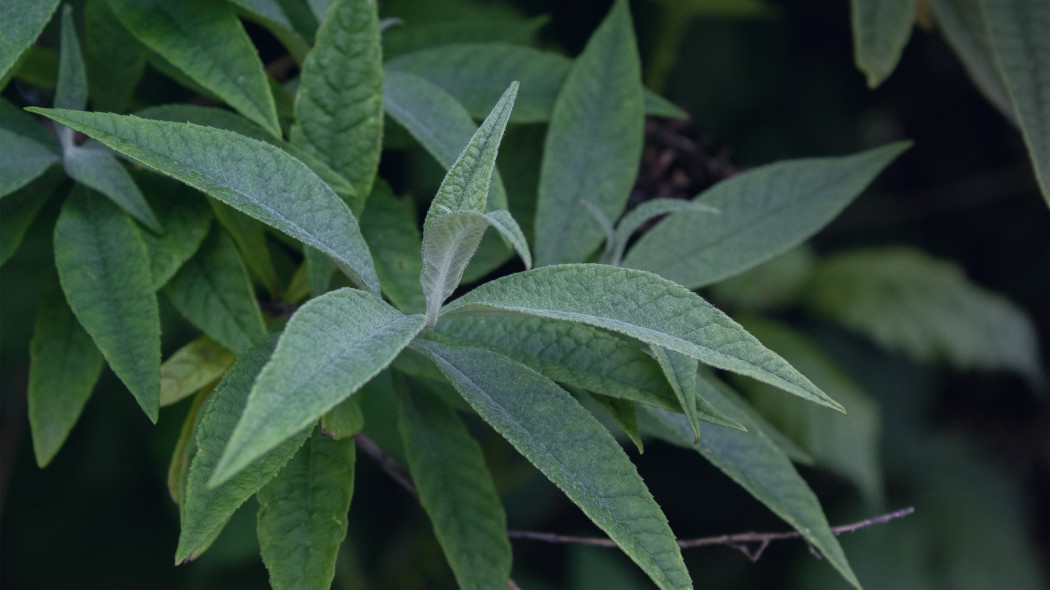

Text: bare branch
xmin=354 ymin=434 xmax=418 ymax=500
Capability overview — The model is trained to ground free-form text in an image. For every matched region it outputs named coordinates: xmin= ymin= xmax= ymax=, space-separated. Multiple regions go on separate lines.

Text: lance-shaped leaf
xmin=588 ymin=393 xmax=645 ymax=453
xmin=165 ymin=226 xmax=267 ymax=355
xmin=420 ymin=82 xmax=518 ymax=324
xmin=650 ymin=347 xmax=703 ymax=443
xmin=397 ymin=385 xmax=512 ymax=590
xmin=176 ymin=335 xmax=311 ymax=564
xmin=0 ymin=99 xmax=61 ymax=198
xmin=415 ymin=341 xmax=692 ymax=590
xmin=534 ymin=0 xmax=644 ymax=266
xmin=292 ymin=0 xmax=383 ymax=203
xmin=160 ymin=336 xmax=236 ymax=407
xmin=137 ymin=183 xmax=213 ymax=290
xmin=54 ymin=187 xmax=160 ymax=421
xmin=257 ymin=429 xmax=356 ymax=590
xmin=28 ymin=293 xmax=104 ymax=467
xmin=980 ymin=0 xmax=1050 ymax=204
xmin=28 ymin=109 xmax=381 ymax=294
xmin=211 ymin=289 xmax=426 ymax=486
xmin=106 ymin=0 xmax=280 ymax=136
xmin=441 ymin=264 xmax=843 ymax=412
xmin=63 ymin=145 xmax=162 ymax=233
xmin=638 ymin=378 xmax=860 ymax=589
xmin=382 ymin=14 xmax=549 ymax=59
xmin=851 ymin=0 xmax=917 ymax=87
xmin=385 ymin=43 xmax=688 ymax=123
xmin=605 ymin=199 xmax=719 ymax=266
xmin=0 ymin=171 xmax=62 ymax=265
xmin=623 ymin=142 xmax=909 ymax=289
xmin=210 ymin=201 xmax=280 ymax=296
xmin=0 ymin=0 xmax=61 ymax=82
xmin=360 ymin=181 xmax=426 ymax=314
xmin=84 ymin=0 xmax=146 ymax=114
xmin=55 ymin=6 xmax=88 ymax=112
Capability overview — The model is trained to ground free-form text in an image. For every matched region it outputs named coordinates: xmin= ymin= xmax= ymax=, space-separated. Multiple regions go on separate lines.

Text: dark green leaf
xmin=382 ymin=15 xmax=548 ymax=59
xmin=84 ymin=0 xmax=146 ymax=113
xmin=0 ymin=0 xmax=61 ymax=82
xmin=588 ymin=393 xmax=645 ymax=454
xmin=209 ymin=201 xmax=280 ymax=296
xmin=168 ymin=389 xmax=209 ymax=505
xmin=360 ymin=181 xmax=426 ymax=314
xmin=137 ymin=182 xmax=213 ymax=290
xmin=0 ymin=99 xmax=61 ymax=198
xmin=0 ymin=172 xmax=57 ymax=266
xmin=650 ymin=347 xmax=703 ymax=443
xmin=851 ymin=0 xmax=917 ymax=87
xmin=322 ymin=395 xmax=365 ymax=439
xmin=62 ymin=145 xmax=163 ymax=232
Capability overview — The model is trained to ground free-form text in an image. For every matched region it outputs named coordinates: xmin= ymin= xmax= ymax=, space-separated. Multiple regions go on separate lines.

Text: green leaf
xmin=0 ymin=99 xmax=61 ymax=198
xmin=257 ymin=429 xmax=355 ymax=590
xmin=164 ymin=226 xmax=266 ymax=355
xmin=588 ymin=393 xmax=645 ymax=454
xmin=385 ymin=43 xmax=686 ymax=123
xmin=176 ymin=335 xmax=311 ymax=564
xmin=381 ymin=14 xmax=548 ymax=59
xmin=54 ymin=186 xmax=160 ymax=422
xmin=606 ymin=199 xmax=719 ymax=266
xmin=0 ymin=0 xmax=61 ymax=82
xmin=732 ymin=316 xmax=884 ymax=505
xmin=980 ymin=0 xmax=1050 ymax=204
xmin=228 ymin=0 xmax=312 ymax=62
xmin=397 ymin=384 xmax=512 ymax=590
xmin=210 ymin=201 xmax=280 ymax=296
xmin=322 ymin=395 xmax=365 ymax=439
xmin=137 ymin=181 xmax=213 ymax=290
xmin=623 ymin=142 xmax=910 ymax=289
xmin=160 ymin=336 xmax=236 ymax=407
xmin=292 ymin=0 xmax=383 ymax=203
xmin=304 ymin=246 xmax=336 ymax=297
xmin=28 ymin=292 xmax=104 ymax=467
xmin=850 ymin=0 xmax=917 ymax=87
xmin=62 ymin=145 xmax=163 ymax=232
xmin=534 ymin=0 xmax=644 ymax=266
xmin=441 ymin=264 xmax=843 ymax=412
xmin=415 ymin=341 xmax=692 ymax=590
xmin=56 ymin=6 xmax=88 ymax=112
xmin=928 ymin=0 xmax=1015 ymax=120
xmin=211 ymin=289 xmax=426 ymax=486
xmin=650 ymin=347 xmax=703 ymax=443
xmin=360 ymin=181 xmax=426 ymax=314
xmin=420 ymin=82 xmax=518 ymax=324
xmin=10 ymin=46 xmax=57 ymax=89
xmin=0 ymin=172 xmax=58 ymax=266
xmin=638 ymin=379 xmax=860 ymax=589
xmin=106 ymin=0 xmax=281 ymax=136
xmin=29 ymin=109 xmax=381 ymax=294
xmin=802 ymin=247 xmax=1044 ymax=382
xmin=84 ymin=0 xmax=146 ymax=113
xmin=168 ymin=389 xmax=210 ymax=504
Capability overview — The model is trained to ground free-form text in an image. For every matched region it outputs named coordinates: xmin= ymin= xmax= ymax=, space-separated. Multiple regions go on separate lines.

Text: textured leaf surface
xmin=980 ymin=0 xmax=1050 ymax=203
xmin=534 ymin=0 xmax=644 ymax=266
xmin=802 ymin=247 xmax=1044 ymax=381
xmin=55 ymin=6 xmax=88 ymax=112
xmin=639 ymin=379 xmax=860 ymax=589
xmin=0 ymin=99 xmax=61 ymax=198
xmin=106 ymin=0 xmax=280 ymax=135
xmin=416 ymin=341 xmax=692 ymax=590
xmin=28 ymin=294 xmax=104 ymax=467
xmin=54 ymin=187 xmax=160 ymax=421
xmin=30 ymin=109 xmax=380 ymax=293
xmin=420 ymin=83 xmax=518 ymax=323
xmin=650 ymin=347 xmax=703 ymax=443
xmin=176 ymin=335 xmax=311 ymax=564
xmin=398 ymin=386 xmax=512 ymax=590
xmin=623 ymin=143 xmax=909 ymax=289
xmin=851 ymin=0 xmax=917 ymax=86
xmin=360 ymin=181 xmax=426 ymax=313
xmin=84 ymin=0 xmax=146 ymax=113
xmin=212 ymin=289 xmax=425 ymax=485
xmin=63 ymin=145 xmax=162 ymax=232
xmin=160 ymin=336 xmax=236 ymax=407
xmin=257 ymin=429 xmax=355 ymax=590
xmin=292 ymin=0 xmax=383 ymax=200
xmin=385 ymin=43 xmax=686 ymax=123
xmin=137 ymin=183 xmax=212 ymax=289
xmin=0 ymin=0 xmax=61 ymax=81
xmin=441 ymin=265 xmax=842 ymax=411
xmin=165 ymin=226 xmax=266 ymax=355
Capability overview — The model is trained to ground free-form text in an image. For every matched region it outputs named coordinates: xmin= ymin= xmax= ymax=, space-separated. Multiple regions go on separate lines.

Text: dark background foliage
xmin=2 ymin=0 xmax=1046 ymax=588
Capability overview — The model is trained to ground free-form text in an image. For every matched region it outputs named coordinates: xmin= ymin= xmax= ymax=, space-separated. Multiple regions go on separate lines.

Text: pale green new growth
xmin=28 ymin=109 xmax=381 ymax=294
xmin=53 ymin=187 xmax=160 ymax=422
xmin=851 ymin=0 xmax=918 ymax=87
xmin=416 ymin=341 xmax=693 ymax=590
xmin=441 ymin=264 xmax=845 ymax=412
xmin=211 ymin=289 xmax=425 ymax=486
xmin=159 ymin=336 xmax=236 ymax=407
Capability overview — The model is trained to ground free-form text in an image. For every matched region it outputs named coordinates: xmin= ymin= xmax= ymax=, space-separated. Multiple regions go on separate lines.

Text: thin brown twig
xmin=354 ymin=434 xmax=418 ymax=500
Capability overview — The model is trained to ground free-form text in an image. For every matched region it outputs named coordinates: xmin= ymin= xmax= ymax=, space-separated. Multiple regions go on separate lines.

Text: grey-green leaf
xmin=588 ymin=393 xmax=645 ymax=454
xmin=802 ymin=246 xmax=1045 ymax=382
xmin=534 ymin=0 xmax=644 ymax=266
xmin=211 ymin=289 xmax=425 ymax=486
xmin=851 ymin=0 xmax=918 ymax=87
xmin=176 ymin=335 xmax=311 ymax=564
xmin=164 ymin=226 xmax=267 ymax=355
xmin=257 ymin=428 xmax=355 ymax=590
xmin=980 ymin=0 xmax=1050 ymax=204
xmin=650 ymin=347 xmax=703 ymax=443
xmin=292 ymin=0 xmax=383 ymax=202
xmin=441 ymin=264 xmax=843 ymax=412
xmin=160 ymin=336 xmax=236 ymax=407
xmin=56 ymin=6 xmax=88 ymax=112
xmin=54 ymin=186 xmax=160 ymax=421
xmin=63 ymin=145 xmax=163 ymax=232
xmin=0 ymin=0 xmax=61 ymax=82
xmin=623 ymin=142 xmax=910 ymax=289
xmin=397 ymin=385 xmax=512 ymax=590
xmin=0 ymin=99 xmax=61 ymax=198
xmin=106 ymin=0 xmax=281 ymax=136
xmin=28 ymin=293 xmax=104 ymax=467
xmin=607 ymin=199 xmax=719 ymax=266
xmin=360 ymin=181 xmax=426 ymax=314
xmin=415 ymin=341 xmax=692 ymax=590
xmin=138 ymin=182 xmax=213 ymax=290
xmin=29 ymin=109 xmax=380 ymax=294
xmin=638 ymin=379 xmax=860 ymax=589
